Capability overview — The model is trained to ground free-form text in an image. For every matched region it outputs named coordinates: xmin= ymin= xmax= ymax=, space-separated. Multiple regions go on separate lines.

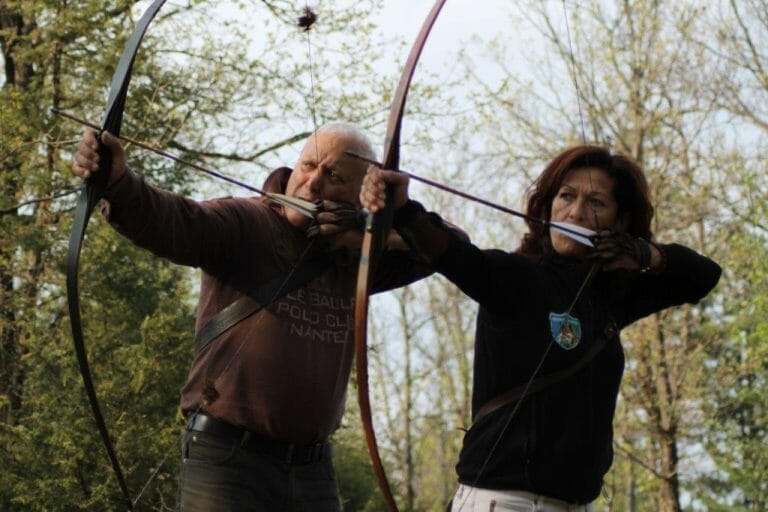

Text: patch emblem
xmin=549 ymin=312 xmax=582 ymax=350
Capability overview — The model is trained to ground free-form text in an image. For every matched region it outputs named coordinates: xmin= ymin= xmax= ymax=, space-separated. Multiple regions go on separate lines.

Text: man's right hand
xmin=72 ymin=130 xmax=127 ymax=184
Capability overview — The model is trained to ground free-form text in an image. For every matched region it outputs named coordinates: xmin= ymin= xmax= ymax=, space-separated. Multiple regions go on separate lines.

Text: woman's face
xmin=549 ymin=167 xmax=620 ymax=258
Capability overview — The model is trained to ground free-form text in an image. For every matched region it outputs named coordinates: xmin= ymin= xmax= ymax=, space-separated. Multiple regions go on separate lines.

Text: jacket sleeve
xmin=435 ymin=236 xmax=535 ymax=314
xmin=370 ymin=211 xmax=467 ymax=293
xmin=388 ymin=201 xmax=534 ymax=311
xmin=617 ymin=243 xmax=721 ymax=326
xmin=370 ymin=250 xmax=434 ymax=293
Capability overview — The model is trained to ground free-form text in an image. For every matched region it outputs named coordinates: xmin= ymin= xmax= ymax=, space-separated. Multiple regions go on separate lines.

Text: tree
xmin=691 ymin=1 xmax=768 ymax=508
xmin=1 ymin=0 xmax=389 ymax=509
xmin=455 ymin=1 xmax=731 ymax=510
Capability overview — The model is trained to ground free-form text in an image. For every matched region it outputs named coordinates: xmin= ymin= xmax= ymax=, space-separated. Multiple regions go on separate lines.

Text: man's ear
xmin=263 ymin=166 xmax=293 ymax=193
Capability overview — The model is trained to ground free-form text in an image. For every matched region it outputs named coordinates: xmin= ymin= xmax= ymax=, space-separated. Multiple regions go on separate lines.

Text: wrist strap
xmin=642 ymin=240 xmax=667 ymax=274
xmin=637 ymin=238 xmax=652 ymax=272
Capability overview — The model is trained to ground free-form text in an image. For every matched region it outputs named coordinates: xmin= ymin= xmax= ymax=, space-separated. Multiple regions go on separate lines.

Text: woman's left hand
xmin=359 ymin=165 xmax=410 ymax=213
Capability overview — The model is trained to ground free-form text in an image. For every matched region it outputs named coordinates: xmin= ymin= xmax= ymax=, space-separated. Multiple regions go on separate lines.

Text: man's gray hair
xmin=315 ymin=122 xmax=377 ymax=162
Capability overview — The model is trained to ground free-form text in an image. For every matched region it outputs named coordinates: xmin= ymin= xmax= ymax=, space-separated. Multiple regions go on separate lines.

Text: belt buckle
xmin=284 ymin=443 xmax=295 ymax=464
xmin=285 ymin=442 xmax=323 ymax=465
xmin=310 ymin=442 xmax=323 ymax=463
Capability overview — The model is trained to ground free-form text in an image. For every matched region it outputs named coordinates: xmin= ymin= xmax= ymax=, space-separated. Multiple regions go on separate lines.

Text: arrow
xmin=52 ymin=108 xmax=317 ymax=219
xmin=345 ymin=151 xmax=595 ymax=247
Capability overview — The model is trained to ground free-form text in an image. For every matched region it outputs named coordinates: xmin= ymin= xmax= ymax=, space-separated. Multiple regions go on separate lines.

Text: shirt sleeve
xmin=434 ymin=235 xmax=537 ymax=315
xmin=616 ymin=243 xmax=722 ymax=326
xmin=370 ymin=249 xmax=434 ymax=293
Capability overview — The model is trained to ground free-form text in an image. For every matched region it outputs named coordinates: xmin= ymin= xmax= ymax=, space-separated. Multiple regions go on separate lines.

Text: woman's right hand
xmin=72 ymin=130 xmax=127 ymax=184
xmin=359 ymin=165 xmax=410 ymax=213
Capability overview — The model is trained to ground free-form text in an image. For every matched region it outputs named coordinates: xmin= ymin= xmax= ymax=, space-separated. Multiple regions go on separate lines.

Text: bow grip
xmin=84 ymin=129 xmax=113 ymax=210
xmin=364 ymin=183 xmax=396 ymax=233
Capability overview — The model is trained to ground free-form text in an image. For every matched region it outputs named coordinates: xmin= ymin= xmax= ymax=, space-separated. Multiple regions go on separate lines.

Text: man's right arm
xmin=71 ymin=130 xmax=269 ymax=273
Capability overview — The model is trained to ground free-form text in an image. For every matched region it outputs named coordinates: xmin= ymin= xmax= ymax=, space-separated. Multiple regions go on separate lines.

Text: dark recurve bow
xmin=66 ymin=2 xmax=167 ymax=509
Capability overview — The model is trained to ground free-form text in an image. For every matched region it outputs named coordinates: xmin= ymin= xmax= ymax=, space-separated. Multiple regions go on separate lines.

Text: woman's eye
xmin=589 ymin=198 xmax=605 ymax=208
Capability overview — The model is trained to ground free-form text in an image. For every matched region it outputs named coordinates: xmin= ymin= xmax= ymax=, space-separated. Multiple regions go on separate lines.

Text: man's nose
xmin=306 ymin=169 xmax=323 ymax=193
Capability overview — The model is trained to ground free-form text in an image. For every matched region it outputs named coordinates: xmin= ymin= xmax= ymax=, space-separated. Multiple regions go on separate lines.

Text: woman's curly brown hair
xmin=518 ymin=145 xmax=654 ymax=259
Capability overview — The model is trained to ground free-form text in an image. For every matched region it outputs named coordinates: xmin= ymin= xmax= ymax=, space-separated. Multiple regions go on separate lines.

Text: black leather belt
xmin=186 ymin=412 xmax=329 ymax=465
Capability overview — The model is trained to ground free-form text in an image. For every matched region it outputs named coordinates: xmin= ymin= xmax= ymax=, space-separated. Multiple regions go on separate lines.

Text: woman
xmin=359 ymin=146 xmax=721 ymax=511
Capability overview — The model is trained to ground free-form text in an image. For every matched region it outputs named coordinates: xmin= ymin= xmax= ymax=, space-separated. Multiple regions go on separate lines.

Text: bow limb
xmin=66 ymin=1 xmax=167 ymax=509
xmin=353 ymin=1 xmax=448 ymax=510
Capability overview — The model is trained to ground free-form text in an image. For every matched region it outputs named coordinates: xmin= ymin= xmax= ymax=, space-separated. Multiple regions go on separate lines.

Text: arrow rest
xmin=297 ymin=6 xmax=317 ymax=31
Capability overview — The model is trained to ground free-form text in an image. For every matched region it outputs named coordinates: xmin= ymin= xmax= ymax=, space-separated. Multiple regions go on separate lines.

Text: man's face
xmin=284 ymin=130 xmax=367 ymax=229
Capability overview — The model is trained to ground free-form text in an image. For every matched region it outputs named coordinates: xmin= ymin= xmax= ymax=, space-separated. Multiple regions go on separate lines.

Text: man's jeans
xmin=177 ymin=429 xmax=340 ymax=512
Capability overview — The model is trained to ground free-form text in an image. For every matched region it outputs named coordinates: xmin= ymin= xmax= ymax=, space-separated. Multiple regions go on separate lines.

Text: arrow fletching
xmin=266 ymin=193 xmax=318 ymax=219
xmin=550 ymin=221 xmax=596 ymax=247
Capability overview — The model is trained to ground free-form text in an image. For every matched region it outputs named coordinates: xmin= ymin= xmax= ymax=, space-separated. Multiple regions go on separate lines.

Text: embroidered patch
xmin=549 ymin=312 xmax=582 ymax=350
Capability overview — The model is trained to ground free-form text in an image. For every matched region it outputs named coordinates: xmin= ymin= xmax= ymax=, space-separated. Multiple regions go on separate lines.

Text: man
xmin=72 ymin=123 xmax=429 ymax=511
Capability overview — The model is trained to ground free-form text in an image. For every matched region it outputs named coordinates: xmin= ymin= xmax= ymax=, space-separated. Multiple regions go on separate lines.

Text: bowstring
xmin=301 ymin=1 xmax=349 ymax=405
xmin=131 ymin=7 xmax=325 ymax=507
xmin=303 ymin=2 xmax=321 ymax=161
xmin=563 ymin=0 xmax=587 ymax=145
xmin=455 ymin=3 xmax=594 ymax=510
xmin=195 ymin=0 xmax=324 ymax=418
xmin=561 ymin=0 xmax=599 ymax=305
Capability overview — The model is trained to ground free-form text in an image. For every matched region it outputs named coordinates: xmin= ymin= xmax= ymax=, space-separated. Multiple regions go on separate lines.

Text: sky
xmin=133 ymin=0 xmax=538 ymax=194
xmin=121 ymin=0 xmax=574 ymax=202
xmin=372 ymin=0 xmax=528 ymax=99
xmin=376 ymin=0 xmax=515 ymax=59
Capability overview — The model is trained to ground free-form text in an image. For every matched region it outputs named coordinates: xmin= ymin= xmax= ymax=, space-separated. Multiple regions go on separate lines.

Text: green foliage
xmin=2 ymin=0 xmax=390 ymax=510
xmin=3 ymin=222 xmax=194 ymax=510
xmin=334 ymin=418 xmax=389 ymax=512
xmin=698 ymin=225 xmax=768 ymax=510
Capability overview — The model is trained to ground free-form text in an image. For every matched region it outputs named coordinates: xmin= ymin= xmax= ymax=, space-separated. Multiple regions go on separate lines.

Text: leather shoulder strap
xmin=472 ymin=320 xmax=618 ymax=426
xmin=196 ymin=253 xmax=334 ymax=353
